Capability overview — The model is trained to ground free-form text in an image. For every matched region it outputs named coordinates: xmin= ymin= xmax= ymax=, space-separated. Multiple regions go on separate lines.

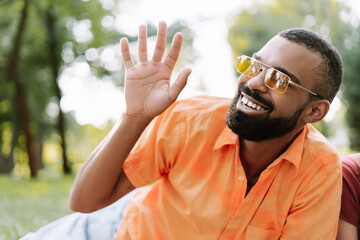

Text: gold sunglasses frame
xmin=237 ymin=55 xmax=324 ymax=99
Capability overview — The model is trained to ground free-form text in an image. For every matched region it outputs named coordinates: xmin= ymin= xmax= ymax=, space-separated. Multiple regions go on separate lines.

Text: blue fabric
xmin=20 ymin=190 xmax=135 ymax=240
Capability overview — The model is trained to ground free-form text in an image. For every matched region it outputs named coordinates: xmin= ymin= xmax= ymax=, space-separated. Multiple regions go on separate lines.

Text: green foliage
xmin=342 ymin=32 xmax=360 ymax=151
xmin=0 ymin=174 xmax=74 ymax=239
xmin=0 ymin=0 xmax=195 ymax=176
xmin=228 ymin=0 xmax=352 ymax=60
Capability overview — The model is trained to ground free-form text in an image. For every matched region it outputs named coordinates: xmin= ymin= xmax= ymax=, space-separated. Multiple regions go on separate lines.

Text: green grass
xmin=0 ymin=174 xmax=75 ymax=240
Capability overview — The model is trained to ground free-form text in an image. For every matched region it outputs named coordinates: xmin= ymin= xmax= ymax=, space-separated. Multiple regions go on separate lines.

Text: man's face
xmin=226 ymin=85 xmax=308 ymax=141
xmin=226 ymin=36 xmax=321 ymax=141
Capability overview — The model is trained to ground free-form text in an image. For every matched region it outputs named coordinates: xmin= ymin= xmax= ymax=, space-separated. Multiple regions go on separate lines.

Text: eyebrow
xmin=253 ymin=53 xmax=302 ymax=85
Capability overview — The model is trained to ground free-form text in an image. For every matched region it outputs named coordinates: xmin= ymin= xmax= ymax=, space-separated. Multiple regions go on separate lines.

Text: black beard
xmin=225 ymin=85 xmax=306 ymax=142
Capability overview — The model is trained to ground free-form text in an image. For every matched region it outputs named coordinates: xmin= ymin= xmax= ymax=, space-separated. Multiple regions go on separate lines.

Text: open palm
xmin=120 ymin=21 xmax=192 ymax=119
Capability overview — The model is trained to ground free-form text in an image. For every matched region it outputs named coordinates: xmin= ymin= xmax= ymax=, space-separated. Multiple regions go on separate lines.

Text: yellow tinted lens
xmin=265 ymin=69 xmax=290 ymax=93
xmin=237 ymin=56 xmax=258 ymax=77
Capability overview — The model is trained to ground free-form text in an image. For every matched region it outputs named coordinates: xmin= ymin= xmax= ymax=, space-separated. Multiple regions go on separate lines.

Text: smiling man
xmin=68 ymin=22 xmax=343 ymax=240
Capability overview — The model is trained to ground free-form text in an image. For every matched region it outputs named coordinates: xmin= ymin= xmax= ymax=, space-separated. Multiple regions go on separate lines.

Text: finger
xmin=152 ymin=21 xmax=167 ymax=62
xmin=168 ymin=68 xmax=192 ymax=103
xmin=164 ymin=32 xmax=183 ymax=70
xmin=138 ymin=24 xmax=148 ymax=63
xmin=120 ymin=37 xmax=134 ymax=69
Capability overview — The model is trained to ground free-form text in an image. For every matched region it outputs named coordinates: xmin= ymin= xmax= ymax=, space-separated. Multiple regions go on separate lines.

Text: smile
xmin=241 ymin=96 xmax=265 ymax=110
xmin=240 ymin=94 xmax=266 ymax=111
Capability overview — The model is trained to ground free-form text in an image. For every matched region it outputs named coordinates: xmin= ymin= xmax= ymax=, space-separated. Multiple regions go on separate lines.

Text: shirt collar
xmin=273 ymin=125 xmax=309 ymax=178
xmin=214 ymin=125 xmax=239 ymax=151
xmin=214 ymin=124 xmax=310 ymax=178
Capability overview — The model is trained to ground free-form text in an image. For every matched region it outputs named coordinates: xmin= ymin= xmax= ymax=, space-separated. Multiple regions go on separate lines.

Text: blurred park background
xmin=1 ymin=0 xmax=360 ymax=238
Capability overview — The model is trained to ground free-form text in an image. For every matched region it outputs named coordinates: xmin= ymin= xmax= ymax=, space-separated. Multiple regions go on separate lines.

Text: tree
xmin=341 ymin=26 xmax=360 ymax=151
xmin=4 ymin=0 xmax=39 ymax=177
xmin=0 ymin=0 xmax=195 ymax=177
xmin=45 ymin=5 xmax=71 ymax=174
xmin=228 ymin=0 xmax=352 ymax=58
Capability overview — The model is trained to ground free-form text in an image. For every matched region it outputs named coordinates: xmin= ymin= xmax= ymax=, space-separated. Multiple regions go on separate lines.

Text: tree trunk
xmin=0 ymin=155 xmax=14 ymax=174
xmin=0 ymin=125 xmax=19 ymax=173
xmin=45 ymin=7 xmax=71 ymax=174
xmin=5 ymin=0 xmax=39 ymax=177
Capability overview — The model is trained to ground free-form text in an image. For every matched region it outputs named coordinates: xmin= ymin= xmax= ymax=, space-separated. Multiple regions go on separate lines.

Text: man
xmin=30 ymin=21 xmax=343 ymax=239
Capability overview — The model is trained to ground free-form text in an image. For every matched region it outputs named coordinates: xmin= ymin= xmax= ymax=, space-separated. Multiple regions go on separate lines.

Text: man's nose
xmin=247 ymin=70 xmax=268 ymax=93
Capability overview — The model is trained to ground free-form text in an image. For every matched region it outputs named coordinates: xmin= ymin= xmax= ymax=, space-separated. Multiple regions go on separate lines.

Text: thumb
xmin=168 ymin=68 xmax=192 ymax=103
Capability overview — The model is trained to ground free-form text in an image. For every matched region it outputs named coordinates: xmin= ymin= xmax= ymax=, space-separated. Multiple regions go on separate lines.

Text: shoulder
xmin=342 ymin=154 xmax=360 ymax=166
xmin=339 ymin=154 xmax=360 ymax=226
xmin=171 ymin=96 xmax=232 ymax=113
xmin=341 ymin=154 xmax=360 ymax=178
xmin=160 ymin=96 xmax=232 ymax=122
xmin=304 ymin=125 xmax=339 ymax=160
xmin=154 ymin=96 xmax=233 ymax=142
xmin=152 ymin=95 xmax=232 ymax=132
xmin=302 ymin=124 xmax=340 ymax=174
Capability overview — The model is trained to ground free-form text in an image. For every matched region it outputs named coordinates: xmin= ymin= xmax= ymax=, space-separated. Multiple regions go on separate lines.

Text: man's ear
xmin=303 ymin=99 xmax=330 ymax=123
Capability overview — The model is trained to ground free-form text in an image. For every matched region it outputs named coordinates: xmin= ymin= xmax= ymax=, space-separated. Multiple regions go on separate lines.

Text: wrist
xmin=122 ymin=112 xmax=153 ymax=127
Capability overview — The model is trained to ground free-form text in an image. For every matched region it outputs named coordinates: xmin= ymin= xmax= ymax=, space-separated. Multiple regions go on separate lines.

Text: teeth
xmin=241 ymin=96 xmax=265 ymax=111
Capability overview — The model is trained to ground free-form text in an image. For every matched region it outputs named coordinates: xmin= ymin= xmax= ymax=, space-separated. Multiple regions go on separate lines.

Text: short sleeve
xmin=122 ymin=101 xmax=185 ymax=188
xmin=340 ymin=155 xmax=360 ymax=226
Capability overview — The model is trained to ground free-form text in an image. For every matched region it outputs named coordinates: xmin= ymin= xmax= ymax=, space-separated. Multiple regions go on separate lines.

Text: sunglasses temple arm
xmin=289 ymin=81 xmax=323 ymax=98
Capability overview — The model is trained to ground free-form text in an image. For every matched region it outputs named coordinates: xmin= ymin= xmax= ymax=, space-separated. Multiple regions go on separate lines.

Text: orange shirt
xmin=114 ymin=96 xmax=342 ymax=240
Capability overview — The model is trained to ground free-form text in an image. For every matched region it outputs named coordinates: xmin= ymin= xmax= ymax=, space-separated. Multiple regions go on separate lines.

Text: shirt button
xmin=238 ymin=176 xmax=245 ymax=181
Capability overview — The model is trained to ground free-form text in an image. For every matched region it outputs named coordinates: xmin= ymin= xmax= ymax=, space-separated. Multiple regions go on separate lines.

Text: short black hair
xmin=278 ymin=28 xmax=343 ymax=102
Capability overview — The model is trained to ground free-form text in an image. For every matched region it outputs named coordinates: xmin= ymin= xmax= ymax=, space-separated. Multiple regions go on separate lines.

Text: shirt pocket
xmin=244 ymin=225 xmax=282 ymax=240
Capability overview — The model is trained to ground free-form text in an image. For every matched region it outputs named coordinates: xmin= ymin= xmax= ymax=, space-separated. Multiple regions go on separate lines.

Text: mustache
xmin=237 ymin=85 xmax=274 ymax=111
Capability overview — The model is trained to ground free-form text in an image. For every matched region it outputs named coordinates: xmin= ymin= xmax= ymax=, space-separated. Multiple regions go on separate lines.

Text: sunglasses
xmin=236 ymin=55 xmax=323 ymax=99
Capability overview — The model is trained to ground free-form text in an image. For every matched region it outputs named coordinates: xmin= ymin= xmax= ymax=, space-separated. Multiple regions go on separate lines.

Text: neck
xmin=239 ymin=127 xmax=304 ymax=180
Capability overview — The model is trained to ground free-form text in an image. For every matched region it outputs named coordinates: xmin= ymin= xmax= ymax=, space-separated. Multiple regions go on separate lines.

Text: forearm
xmin=69 ymin=113 xmax=152 ymax=213
xmin=70 ymin=21 xmax=190 ymax=213
xmin=336 ymin=219 xmax=358 ymax=240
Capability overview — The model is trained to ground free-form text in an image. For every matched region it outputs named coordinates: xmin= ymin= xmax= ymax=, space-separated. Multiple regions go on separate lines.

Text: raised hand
xmin=120 ymin=21 xmax=192 ymax=119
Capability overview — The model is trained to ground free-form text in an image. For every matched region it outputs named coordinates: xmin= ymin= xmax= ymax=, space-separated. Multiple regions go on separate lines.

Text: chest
xmin=167 ymin=147 xmax=299 ymax=236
